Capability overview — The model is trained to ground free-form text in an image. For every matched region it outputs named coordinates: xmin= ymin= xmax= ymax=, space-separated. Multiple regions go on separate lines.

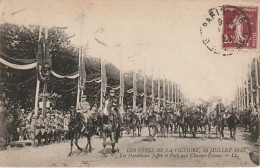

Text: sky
xmin=0 ymin=0 xmax=259 ymax=104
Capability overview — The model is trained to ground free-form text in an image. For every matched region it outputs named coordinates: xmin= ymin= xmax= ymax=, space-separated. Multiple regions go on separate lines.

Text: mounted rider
xmin=215 ymin=98 xmax=226 ymax=120
xmin=77 ymin=95 xmax=91 ymax=132
xmin=104 ymin=89 xmax=122 ymax=124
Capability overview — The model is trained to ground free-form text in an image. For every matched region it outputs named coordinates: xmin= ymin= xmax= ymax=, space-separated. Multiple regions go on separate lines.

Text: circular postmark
xmin=200 ymin=5 xmax=254 ymax=56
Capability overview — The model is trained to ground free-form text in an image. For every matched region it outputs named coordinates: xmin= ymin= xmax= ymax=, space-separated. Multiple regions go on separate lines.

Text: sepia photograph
xmin=0 ymin=0 xmax=259 ymax=167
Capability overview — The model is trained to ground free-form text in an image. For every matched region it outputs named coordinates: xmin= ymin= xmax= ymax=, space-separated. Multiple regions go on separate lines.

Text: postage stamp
xmin=222 ymin=6 xmax=258 ymax=50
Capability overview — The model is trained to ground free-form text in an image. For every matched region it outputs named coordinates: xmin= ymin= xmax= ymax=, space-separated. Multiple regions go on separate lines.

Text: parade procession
xmin=0 ymin=0 xmax=259 ymax=167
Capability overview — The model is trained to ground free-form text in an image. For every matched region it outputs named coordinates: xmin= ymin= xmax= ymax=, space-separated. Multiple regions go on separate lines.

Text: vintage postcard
xmin=0 ymin=0 xmax=259 ymax=167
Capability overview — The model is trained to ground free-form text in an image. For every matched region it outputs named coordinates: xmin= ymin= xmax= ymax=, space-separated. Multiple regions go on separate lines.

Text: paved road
xmin=0 ymin=127 xmax=259 ymax=167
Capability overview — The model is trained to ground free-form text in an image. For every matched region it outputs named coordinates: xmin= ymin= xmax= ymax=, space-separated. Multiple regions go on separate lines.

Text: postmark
xmin=223 ymin=6 xmax=258 ymax=50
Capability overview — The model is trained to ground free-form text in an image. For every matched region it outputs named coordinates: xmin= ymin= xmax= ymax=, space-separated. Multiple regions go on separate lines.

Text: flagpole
xmin=163 ymin=73 xmax=166 ymax=107
xmin=174 ymin=83 xmax=177 ymax=104
xmin=143 ymin=58 xmax=147 ymax=113
xmin=171 ymin=81 xmax=173 ymax=104
xmin=246 ymin=63 xmax=250 ymax=108
xmin=34 ymin=25 xmax=42 ymax=116
xmin=151 ymin=67 xmax=154 ymax=103
xmin=254 ymin=57 xmax=259 ymax=106
xmin=100 ymin=57 xmax=103 ymax=109
xmin=76 ymin=16 xmax=83 ymax=109
xmin=158 ymin=70 xmax=161 ymax=108
xmin=168 ymin=80 xmax=170 ymax=103
xmin=119 ymin=54 xmax=124 ymax=109
xmin=133 ymin=58 xmax=137 ymax=109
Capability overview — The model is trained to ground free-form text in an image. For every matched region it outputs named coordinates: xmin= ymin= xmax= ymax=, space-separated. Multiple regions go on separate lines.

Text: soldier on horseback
xmin=104 ymin=89 xmax=122 ymax=125
xmin=215 ymin=98 xmax=226 ymax=121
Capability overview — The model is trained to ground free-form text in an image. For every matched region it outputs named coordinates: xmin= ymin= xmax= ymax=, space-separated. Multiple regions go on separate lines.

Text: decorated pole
xmin=133 ymin=59 xmax=137 ymax=109
xmin=254 ymin=57 xmax=259 ymax=106
xmin=167 ymin=80 xmax=170 ymax=104
xmin=242 ymin=79 xmax=246 ymax=111
xmin=174 ymin=83 xmax=177 ymax=104
xmin=246 ymin=63 xmax=250 ymax=107
xmin=236 ymin=87 xmax=239 ymax=110
xmin=119 ymin=54 xmax=124 ymax=109
xmin=176 ymin=84 xmax=179 ymax=104
xmin=151 ymin=67 xmax=154 ymax=103
xmin=76 ymin=13 xmax=85 ymax=109
xmin=158 ymin=70 xmax=161 ymax=108
xmin=163 ymin=74 xmax=166 ymax=107
xmin=34 ymin=25 xmax=42 ymax=116
xmin=143 ymin=58 xmax=147 ymax=112
xmin=100 ymin=56 xmax=107 ymax=109
xmin=171 ymin=81 xmax=173 ymax=104
xmin=42 ymin=27 xmax=49 ymax=118
xmin=249 ymin=60 xmax=254 ymax=106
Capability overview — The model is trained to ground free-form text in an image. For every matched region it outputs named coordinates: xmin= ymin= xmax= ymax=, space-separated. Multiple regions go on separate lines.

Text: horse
xmin=188 ymin=111 xmax=201 ymax=138
xmin=168 ymin=112 xmax=179 ymax=134
xmin=213 ymin=113 xmax=227 ymax=140
xmin=157 ymin=111 xmax=172 ymax=137
xmin=197 ymin=113 xmax=209 ymax=139
xmin=126 ymin=112 xmax=140 ymax=137
xmin=146 ymin=112 xmax=158 ymax=140
xmin=122 ymin=113 xmax=131 ymax=134
xmin=98 ymin=110 xmax=121 ymax=154
xmin=68 ymin=111 xmax=84 ymax=156
xmin=176 ymin=113 xmax=187 ymax=138
xmin=68 ymin=111 xmax=99 ymax=156
xmin=207 ymin=112 xmax=215 ymax=138
xmin=226 ymin=112 xmax=240 ymax=140
xmin=136 ymin=112 xmax=145 ymax=137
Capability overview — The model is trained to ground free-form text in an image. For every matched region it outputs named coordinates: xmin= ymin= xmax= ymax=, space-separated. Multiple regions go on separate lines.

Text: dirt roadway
xmin=0 ymin=127 xmax=259 ymax=167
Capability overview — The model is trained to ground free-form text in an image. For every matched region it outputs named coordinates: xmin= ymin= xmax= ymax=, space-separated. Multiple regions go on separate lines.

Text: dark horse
xmin=98 ymin=111 xmax=121 ymax=155
xmin=188 ymin=112 xmax=201 ymax=138
xmin=68 ymin=111 xmax=83 ymax=156
xmin=177 ymin=113 xmax=187 ymax=137
xmin=68 ymin=111 xmax=98 ymax=156
xmin=146 ymin=113 xmax=158 ymax=140
xmin=226 ymin=111 xmax=240 ymax=140
xmin=158 ymin=111 xmax=172 ymax=137
xmin=197 ymin=113 xmax=209 ymax=139
xmin=126 ymin=112 xmax=141 ymax=137
xmin=213 ymin=113 xmax=227 ymax=140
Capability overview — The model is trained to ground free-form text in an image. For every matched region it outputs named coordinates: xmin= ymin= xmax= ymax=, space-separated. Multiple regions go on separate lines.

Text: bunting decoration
xmin=107 ymin=85 xmax=120 ymax=90
xmin=126 ymin=88 xmax=133 ymax=93
xmin=0 ymin=57 xmax=37 ymax=70
xmin=86 ymin=77 xmax=101 ymax=83
xmin=51 ymin=70 xmax=79 ymax=79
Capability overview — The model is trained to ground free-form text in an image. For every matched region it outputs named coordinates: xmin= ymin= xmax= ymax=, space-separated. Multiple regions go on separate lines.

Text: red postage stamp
xmin=222 ymin=6 xmax=258 ymax=50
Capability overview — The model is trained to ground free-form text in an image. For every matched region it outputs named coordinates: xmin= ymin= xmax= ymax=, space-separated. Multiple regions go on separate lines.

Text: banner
xmin=0 ymin=57 xmax=37 ymax=70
